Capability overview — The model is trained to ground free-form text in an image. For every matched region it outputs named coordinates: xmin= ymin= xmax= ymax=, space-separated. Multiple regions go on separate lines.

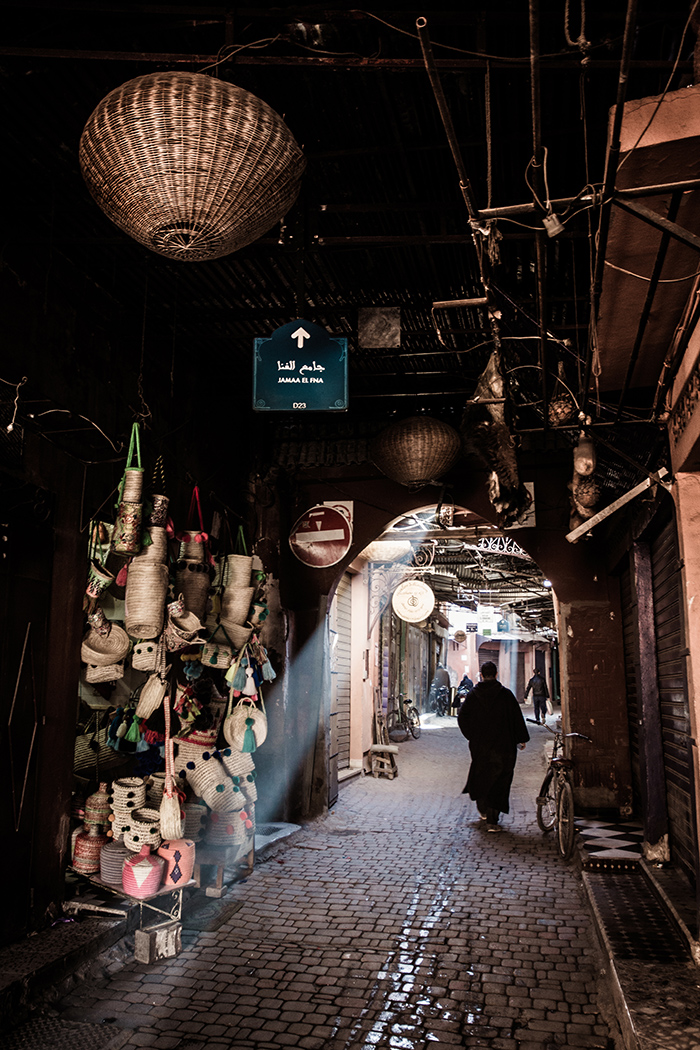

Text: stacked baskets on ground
xmin=110 ymin=777 xmax=147 ymax=841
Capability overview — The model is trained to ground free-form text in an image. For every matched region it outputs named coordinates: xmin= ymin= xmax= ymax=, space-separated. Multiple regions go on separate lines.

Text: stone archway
xmin=255 ymin=463 xmax=633 ymax=822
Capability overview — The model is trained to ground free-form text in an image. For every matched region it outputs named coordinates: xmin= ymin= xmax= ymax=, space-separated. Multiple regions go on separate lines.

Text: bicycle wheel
xmin=536 ymin=770 xmax=556 ymax=833
xmin=406 ymin=706 xmax=421 ymax=739
xmin=556 ymin=778 xmax=576 ymax=860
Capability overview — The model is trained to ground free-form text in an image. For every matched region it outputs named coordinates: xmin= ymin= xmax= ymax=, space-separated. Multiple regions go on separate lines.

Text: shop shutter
xmin=620 ymin=559 xmax=642 ymax=809
xmin=651 ymin=515 xmax=695 ymax=882
xmin=329 ymin=572 xmax=352 ymax=806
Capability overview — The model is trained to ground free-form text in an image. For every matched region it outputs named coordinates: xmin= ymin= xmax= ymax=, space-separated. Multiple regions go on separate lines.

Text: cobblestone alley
xmin=55 ymin=714 xmax=615 ymax=1050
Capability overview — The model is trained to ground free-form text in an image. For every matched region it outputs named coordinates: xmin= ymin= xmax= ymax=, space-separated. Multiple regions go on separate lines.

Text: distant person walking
xmin=458 ymin=661 xmax=529 ymax=832
xmin=524 ymin=668 xmax=549 ymax=725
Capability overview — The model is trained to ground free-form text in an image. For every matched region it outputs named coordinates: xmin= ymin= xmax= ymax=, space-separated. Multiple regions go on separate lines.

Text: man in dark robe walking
xmin=457 ymin=661 xmax=529 ymax=832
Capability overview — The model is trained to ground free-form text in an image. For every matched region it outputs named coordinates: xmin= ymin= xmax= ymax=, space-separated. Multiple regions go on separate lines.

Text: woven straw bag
xmin=219 ymin=620 xmax=253 ymax=651
xmin=81 ymin=624 xmax=130 ymax=666
xmin=164 ymin=596 xmax=203 ymax=652
xmin=84 ymin=661 xmax=125 ymax=684
xmin=175 ymin=562 xmax=210 ymax=621
xmin=146 ymin=772 xmax=167 ymax=806
xmin=140 ymin=526 xmax=168 ymax=562
xmin=225 ymin=554 xmax=253 ymax=587
xmin=205 ymin=807 xmax=252 ymax=846
xmin=221 ymin=586 xmax=254 ymax=626
xmin=183 ymin=800 xmax=208 ymax=842
xmin=201 ymin=623 xmax=234 ymax=669
xmin=223 ymin=697 xmax=267 ymax=753
xmin=135 ymin=673 xmax=167 ymax=719
xmin=79 ymin=72 xmax=306 ymax=262
xmin=132 ymin=639 xmax=158 ymax=671
xmin=135 ymin=635 xmax=168 ymax=717
xmin=113 ymin=424 xmax=144 ymax=554
xmin=220 ymin=748 xmax=255 ymax=778
xmin=176 ymin=742 xmax=237 ymax=812
xmin=125 ymin=559 xmax=168 ymax=639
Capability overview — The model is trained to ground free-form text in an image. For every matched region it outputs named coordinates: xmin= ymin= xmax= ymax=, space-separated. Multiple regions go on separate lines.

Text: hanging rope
xmin=564 ymin=0 xmax=590 ymax=55
xmin=136 ymin=274 xmax=153 ymax=427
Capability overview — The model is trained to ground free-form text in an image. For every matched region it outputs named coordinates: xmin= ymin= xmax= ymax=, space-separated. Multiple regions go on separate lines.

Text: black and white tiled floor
xmin=575 ymin=818 xmax=644 ymax=870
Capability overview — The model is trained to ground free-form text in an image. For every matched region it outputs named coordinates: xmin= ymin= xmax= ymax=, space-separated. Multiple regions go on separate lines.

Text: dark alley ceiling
xmin=1 ymin=2 xmax=698 ymax=515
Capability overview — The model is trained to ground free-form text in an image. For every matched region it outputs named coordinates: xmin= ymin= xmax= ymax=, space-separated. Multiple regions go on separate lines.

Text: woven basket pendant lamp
xmin=79 ymin=72 xmax=306 ymax=261
xmin=371 ymin=416 xmax=462 ymax=489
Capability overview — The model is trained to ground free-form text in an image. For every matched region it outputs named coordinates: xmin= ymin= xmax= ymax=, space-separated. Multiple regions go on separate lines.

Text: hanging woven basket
xmin=371 ymin=416 xmax=462 ymax=489
xmin=79 ymin=72 xmax=306 ymax=261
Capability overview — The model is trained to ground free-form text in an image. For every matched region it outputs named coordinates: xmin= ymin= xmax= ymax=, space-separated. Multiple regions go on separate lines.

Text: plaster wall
xmin=671 ymin=473 xmax=700 ymax=849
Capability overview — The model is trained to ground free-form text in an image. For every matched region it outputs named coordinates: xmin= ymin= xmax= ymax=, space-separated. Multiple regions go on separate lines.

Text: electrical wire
xmin=197 ymin=36 xmax=281 ymax=75
xmin=604 ymin=260 xmax=700 ymax=283
xmin=4 ymin=375 xmax=27 ymax=433
xmin=355 ymin=8 xmax=609 ymax=63
xmin=617 ymin=0 xmax=699 ymax=172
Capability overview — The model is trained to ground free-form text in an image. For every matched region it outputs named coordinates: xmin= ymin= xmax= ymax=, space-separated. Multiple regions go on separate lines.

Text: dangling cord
xmin=136 ymin=274 xmax=153 ymax=427
xmin=564 ymin=0 xmax=590 ymax=55
xmin=4 ymin=375 xmax=27 ymax=433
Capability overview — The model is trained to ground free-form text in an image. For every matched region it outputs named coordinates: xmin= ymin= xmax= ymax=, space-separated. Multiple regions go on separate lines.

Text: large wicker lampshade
xmin=79 ymin=72 xmax=306 ymax=261
xmin=371 ymin=416 xmax=462 ymax=489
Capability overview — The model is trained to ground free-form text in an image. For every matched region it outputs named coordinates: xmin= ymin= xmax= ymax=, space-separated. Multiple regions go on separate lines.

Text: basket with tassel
xmin=201 ymin=623 xmax=234 ymax=669
xmin=223 ymin=696 xmax=267 ymax=753
xmin=159 ymin=691 xmax=184 ymax=840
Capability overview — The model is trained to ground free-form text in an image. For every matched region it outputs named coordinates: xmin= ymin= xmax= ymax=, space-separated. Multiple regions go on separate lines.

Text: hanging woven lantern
xmin=79 ymin=72 xmax=306 ymax=261
xmin=371 ymin=416 xmax=462 ymax=489
xmin=356 ymin=540 xmax=413 ymax=563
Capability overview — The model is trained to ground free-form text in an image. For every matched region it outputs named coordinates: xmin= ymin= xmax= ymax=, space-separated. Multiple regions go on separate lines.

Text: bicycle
xmin=529 ymin=718 xmax=591 ymax=860
xmin=386 ymin=693 xmax=421 ymax=739
xmin=432 ymin=685 xmax=450 ymax=717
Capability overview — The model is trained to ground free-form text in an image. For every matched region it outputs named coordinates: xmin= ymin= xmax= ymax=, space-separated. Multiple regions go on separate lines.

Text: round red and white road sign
xmin=289 ymin=505 xmax=353 ymax=568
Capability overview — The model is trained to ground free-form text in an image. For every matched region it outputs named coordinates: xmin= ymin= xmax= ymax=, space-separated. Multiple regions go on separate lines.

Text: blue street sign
xmin=253 ymin=319 xmax=348 ymax=412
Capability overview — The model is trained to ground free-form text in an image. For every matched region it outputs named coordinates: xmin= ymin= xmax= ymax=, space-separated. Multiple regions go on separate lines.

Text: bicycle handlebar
xmin=526 ymin=718 xmax=592 ymax=743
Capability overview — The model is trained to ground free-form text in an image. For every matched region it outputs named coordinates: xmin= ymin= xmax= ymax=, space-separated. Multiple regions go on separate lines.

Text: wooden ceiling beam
xmin=0 ymin=45 xmax=690 ymax=72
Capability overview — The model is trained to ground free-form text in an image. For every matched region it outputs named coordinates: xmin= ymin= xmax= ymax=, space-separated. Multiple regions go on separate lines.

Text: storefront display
xmin=72 ymin=433 xmax=272 ymax=905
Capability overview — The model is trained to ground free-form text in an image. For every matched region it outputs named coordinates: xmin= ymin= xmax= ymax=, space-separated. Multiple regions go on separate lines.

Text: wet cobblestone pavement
xmin=51 ymin=714 xmax=617 ymax=1049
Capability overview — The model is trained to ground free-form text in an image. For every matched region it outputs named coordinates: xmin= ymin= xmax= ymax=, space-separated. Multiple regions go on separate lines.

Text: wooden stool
xmin=369 ymin=743 xmax=399 ymax=779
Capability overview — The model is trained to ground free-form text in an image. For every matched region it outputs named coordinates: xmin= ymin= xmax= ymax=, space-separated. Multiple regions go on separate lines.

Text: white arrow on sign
xmin=291 ymin=326 xmax=311 ymax=349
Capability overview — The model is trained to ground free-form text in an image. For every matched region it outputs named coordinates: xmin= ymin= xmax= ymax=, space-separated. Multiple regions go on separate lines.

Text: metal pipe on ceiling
xmin=584 ymin=0 xmax=639 ymax=412
xmin=528 ymin=0 xmax=549 ymax=430
xmin=415 ymin=17 xmax=480 ymax=223
xmin=615 ymin=190 xmax=683 ymax=420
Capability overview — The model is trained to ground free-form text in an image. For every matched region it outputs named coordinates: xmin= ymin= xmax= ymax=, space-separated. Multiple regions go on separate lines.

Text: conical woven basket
xmin=79 ymin=72 xmax=306 ymax=262
xmin=176 ymin=563 xmax=210 ymax=621
xmin=371 ymin=416 xmax=462 ymax=489
xmin=221 ymin=586 xmax=254 ymax=626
